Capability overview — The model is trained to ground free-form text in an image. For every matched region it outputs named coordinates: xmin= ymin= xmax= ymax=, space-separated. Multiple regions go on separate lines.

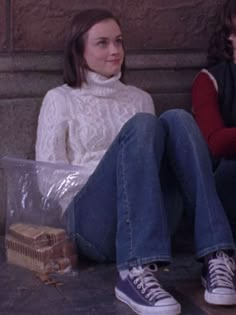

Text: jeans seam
xmin=119 ymin=139 xmax=133 ymax=259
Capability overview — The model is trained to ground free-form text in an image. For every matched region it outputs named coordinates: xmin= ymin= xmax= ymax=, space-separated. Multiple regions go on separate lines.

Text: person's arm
xmin=192 ymin=70 xmax=236 ymax=158
xmin=35 ymin=90 xmax=86 ymax=215
xmin=35 ymin=90 xmax=69 ymax=164
xmin=141 ymin=91 xmax=156 ymax=115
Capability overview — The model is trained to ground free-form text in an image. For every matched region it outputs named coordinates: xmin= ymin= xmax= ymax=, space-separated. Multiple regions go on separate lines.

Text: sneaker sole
xmin=204 ymin=291 xmax=236 ymax=305
xmin=115 ymin=287 xmax=181 ymax=315
xmin=202 ymin=277 xmax=236 ymax=305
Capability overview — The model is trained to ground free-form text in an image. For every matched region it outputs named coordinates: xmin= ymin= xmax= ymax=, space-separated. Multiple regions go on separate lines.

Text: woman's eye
xmin=116 ymin=38 xmax=123 ymax=45
xmin=97 ymin=41 xmax=107 ymax=47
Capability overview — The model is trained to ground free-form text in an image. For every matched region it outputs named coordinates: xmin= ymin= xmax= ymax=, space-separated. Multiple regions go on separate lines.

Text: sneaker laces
xmin=130 ymin=264 xmax=171 ymax=302
xmin=208 ymin=251 xmax=236 ymax=289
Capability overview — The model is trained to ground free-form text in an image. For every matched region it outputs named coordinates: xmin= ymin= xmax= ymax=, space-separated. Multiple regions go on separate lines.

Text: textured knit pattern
xmin=35 ymin=71 xmax=155 ymax=214
xmin=192 ymin=69 xmax=236 ymax=158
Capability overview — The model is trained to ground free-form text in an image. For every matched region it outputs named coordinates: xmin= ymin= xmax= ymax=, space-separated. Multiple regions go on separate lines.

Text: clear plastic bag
xmin=1 ymin=156 xmax=84 ymax=274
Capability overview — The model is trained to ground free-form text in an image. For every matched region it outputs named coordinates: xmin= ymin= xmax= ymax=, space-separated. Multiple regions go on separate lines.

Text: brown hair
xmin=208 ymin=0 xmax=236 ymax=66
xmin=63 ymin=8 xmax=125 ymax=87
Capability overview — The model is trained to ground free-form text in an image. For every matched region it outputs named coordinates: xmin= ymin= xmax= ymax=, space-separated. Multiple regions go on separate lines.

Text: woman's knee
xmin=160 ymin=109 xmax=201 ymax=140
xmin=123 ymin=112 xmax=165 ymax=138
xmin=128 ymin=112 xmax=157 ymax=125
xmin=160 ymin=109 xmax=193 ymax=127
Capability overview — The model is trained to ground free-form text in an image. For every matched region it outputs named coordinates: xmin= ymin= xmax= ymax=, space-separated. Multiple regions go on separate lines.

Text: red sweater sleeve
xmin=192 ymin=71 xmax=236 ymax=158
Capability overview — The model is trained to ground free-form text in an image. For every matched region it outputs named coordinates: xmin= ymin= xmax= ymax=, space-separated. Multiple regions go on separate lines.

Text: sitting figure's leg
xmin=215 ymin=159 xmax=236 ymax=239
xmin=66 ymin=113 xmax=181 ymax=315
xmin=160 ymin=109 xmax=236 ymax=306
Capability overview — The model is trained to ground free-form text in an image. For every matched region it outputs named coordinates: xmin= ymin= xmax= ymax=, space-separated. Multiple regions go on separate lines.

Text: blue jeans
xmin=215 ymin=159 xmax=236 ymax=237
xmin=65 ymin=110 xmax=235 ymax=271
xmin=160 ymin=109 xmax=235 ymax=258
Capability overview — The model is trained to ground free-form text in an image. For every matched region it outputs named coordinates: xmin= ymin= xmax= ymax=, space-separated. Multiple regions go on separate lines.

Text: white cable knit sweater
xmin=35 ymin=71 xmax=155 ymax=213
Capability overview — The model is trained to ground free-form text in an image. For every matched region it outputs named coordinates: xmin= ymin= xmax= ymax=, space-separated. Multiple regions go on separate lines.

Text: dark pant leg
xmin=215 ymin=159 xmax=236 ymax=238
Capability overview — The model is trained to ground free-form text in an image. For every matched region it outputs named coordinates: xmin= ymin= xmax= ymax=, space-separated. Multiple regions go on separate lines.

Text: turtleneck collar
xmin=71 ymin=71 xmax=124 ymax=97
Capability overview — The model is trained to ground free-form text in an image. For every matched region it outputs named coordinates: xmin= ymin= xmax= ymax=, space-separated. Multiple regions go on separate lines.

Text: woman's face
xmin=83 ymin=19 xmax=124 ymax=78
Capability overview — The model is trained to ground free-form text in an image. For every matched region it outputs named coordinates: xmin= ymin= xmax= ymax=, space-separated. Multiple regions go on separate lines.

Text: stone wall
xmin=0 ymin=0 xmax=225 ymax=232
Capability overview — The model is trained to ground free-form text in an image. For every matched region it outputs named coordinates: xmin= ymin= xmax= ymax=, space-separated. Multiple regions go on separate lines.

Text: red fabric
xmin=192 ymin=71 xmax=236 ymax=158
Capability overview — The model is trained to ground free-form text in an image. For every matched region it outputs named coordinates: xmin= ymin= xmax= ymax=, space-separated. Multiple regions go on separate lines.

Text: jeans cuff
xmin=117 ymin=255 xmax=172 ymax=271
xmin=196 ymin=243 xmax=235 ymax=260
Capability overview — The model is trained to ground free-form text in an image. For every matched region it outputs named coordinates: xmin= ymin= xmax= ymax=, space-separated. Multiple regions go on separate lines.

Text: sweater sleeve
xmin=145 ymin=93 xmax=156 ymax=115
xmin=35 ymin=90 xmax=86 ymax=216
xmin=140 ymin=90 xmax=156 ymax=115
xmin=192 ymin=71 xmax=236 ymax=158
xmin=35 ymin=90 xmax=69 ymax=164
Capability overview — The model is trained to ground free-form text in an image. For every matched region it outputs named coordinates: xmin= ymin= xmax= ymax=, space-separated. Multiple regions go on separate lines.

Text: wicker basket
xmin=5 ymin=223 xmax=77 ymax=273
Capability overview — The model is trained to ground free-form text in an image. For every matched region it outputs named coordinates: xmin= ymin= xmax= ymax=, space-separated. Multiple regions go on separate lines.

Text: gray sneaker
xmin=115 ymin=264 xmax=181 ymax=315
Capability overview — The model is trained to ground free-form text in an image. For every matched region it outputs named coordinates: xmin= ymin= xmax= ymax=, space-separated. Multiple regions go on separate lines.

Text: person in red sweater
xmin=192 ymin=0 xmax=236 ymax=236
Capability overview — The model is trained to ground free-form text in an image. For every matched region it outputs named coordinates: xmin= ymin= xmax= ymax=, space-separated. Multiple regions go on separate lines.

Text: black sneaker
xmin=202 ymin=250 xmax=236 ymax=305
xmin=115 ymin=264 xmax=181 ymax=315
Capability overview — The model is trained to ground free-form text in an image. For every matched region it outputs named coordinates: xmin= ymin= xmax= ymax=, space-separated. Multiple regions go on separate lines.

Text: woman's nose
xmin=109 ymin=43 xmax=119 ymax=54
